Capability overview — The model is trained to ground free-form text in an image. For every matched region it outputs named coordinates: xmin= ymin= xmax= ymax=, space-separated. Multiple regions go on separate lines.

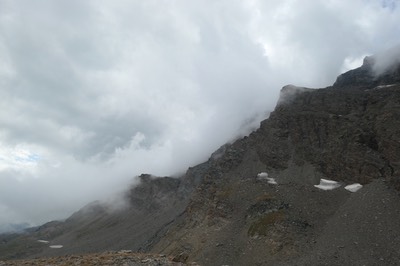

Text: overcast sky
xmin=0 ymin=0 xmax=399 ymax=230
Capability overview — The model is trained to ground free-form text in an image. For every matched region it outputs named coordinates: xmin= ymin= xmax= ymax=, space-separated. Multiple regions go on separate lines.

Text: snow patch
xmin=314 ymin=179 xmax=341 ymax=190
xmin=37 ymin=240 xmax=49 ymax=244
xmin=257 ymin=172 xmax=278 ymax=185
xmin=49 ymin=245 xmax=63 ymax=249
xmin=257 ymin=172 xmax=269 ymax=179
xmin=372 ymin=84 xmax=397 ymax=90
xmin=345 ymin=183 xmax=363 ymax=192
xmin=266 ymin=178 xmax=278 ymax=185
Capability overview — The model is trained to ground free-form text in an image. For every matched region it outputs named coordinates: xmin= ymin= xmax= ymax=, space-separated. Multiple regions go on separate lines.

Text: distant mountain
xmin=0 ymin=223 xmax=30 ymax=234
xmin=1 ymin=54 xmax=400 ymax=265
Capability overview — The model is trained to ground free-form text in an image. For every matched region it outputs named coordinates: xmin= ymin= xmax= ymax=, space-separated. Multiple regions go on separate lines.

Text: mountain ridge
xmin=1 ymin=55 xmax=400 ymax=265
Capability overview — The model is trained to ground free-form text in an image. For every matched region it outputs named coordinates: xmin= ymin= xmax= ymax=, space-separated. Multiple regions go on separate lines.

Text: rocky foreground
xmin=0 ymin=250 xmax=194 ymax=266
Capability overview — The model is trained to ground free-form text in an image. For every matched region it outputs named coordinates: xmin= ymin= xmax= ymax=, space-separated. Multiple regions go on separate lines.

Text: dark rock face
xmin=255 ymin=57 xmax=400 ymax=189
xmin=257 ymin=83 xmax=400 ymax=188
xmin=333 ymin=56 xmax=375 ymax=88
xmin=333 ymin=55 xmax=400 ymax=88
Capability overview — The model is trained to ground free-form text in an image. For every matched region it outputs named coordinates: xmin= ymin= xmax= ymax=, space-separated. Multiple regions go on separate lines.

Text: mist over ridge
xmin=0 ymin=0 xmax=400 ymax=230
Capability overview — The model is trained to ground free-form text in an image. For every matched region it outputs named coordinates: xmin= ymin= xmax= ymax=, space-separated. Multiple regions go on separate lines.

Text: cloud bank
xmin=0 ymin=0 xmax=399 ymax=229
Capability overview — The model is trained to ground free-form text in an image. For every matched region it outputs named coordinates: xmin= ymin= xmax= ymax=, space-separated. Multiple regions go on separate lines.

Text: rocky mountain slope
xmin=1 ymin=55 xmax=400 ymax=265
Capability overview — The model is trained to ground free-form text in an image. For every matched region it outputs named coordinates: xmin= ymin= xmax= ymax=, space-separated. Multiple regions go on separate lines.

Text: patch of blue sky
xmin=14 ymin=153 xmax=41 ymax=163
xmin=381 ymin=0 xmax=397 ymax=10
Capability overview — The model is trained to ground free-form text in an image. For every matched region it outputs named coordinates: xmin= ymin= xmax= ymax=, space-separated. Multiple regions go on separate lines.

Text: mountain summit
xmin=1 ymin=55 xmax=400 ymax=265
xmin=334 ymin=54 xmax=400 ymax=88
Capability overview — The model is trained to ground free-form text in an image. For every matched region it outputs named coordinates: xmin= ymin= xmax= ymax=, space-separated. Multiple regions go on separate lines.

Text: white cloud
xmin=0 ymin=0 xmax=399 ymax=228
xmin=340 ymin=55 xmax=367 ymax=73
xmin=373 ymin=44 xmax=400 ymax=74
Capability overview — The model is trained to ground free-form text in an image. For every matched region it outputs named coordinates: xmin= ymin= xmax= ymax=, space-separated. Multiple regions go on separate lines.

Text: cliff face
xmin=1 ymin=56 xmax=400 ymax=265
xmin=257 ymin=81 xmax=400 ymax=189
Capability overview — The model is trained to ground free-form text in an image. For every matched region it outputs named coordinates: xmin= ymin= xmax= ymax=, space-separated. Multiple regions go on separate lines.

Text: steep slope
xmin=1 ymin=55 xmax=400 ymax=265
xmin=151 ymin=57 xmax=400 ymax=265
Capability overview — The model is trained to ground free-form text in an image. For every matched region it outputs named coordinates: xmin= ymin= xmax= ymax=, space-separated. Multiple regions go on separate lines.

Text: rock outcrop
xmin=258 ymin=75 xmax=400 ymax=188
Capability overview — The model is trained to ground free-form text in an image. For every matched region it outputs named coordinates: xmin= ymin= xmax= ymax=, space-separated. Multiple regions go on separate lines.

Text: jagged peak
xmin=334 ymin=48 xmax=400 ymax=89
xmin=362 ymin=55 xmax=375 ymax=67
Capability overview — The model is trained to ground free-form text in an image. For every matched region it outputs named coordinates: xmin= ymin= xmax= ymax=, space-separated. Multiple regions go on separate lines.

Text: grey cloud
xmin=373 ymin=44 xmax=400 ymax=75
xmin=0 ymin=0 xmax=399 ymax=228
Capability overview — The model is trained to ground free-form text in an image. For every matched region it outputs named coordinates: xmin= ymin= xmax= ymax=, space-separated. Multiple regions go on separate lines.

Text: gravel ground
xmin=0 ymin=251 xmax=195 ymax=266
xmin=295 ymin=179 xmax=400 ymax=266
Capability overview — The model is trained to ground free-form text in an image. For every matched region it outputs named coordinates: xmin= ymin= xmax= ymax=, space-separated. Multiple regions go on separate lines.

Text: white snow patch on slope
xmin=37 ymin=240 xmax=49 ymax=244
xmin=49 ymin=245 xmax=63 ymax=249
xmin=373 ymin=84 xmax=397 ymax=90
xmin=257 ymin=172 xmax=278 ymax=185
xmin=257 ymin=172 xmax=269 ymax=179
xmin=345 ymin=183 xmax=363 ymax=192
xmin=314 ymin=179 xmax=341 ymax=190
